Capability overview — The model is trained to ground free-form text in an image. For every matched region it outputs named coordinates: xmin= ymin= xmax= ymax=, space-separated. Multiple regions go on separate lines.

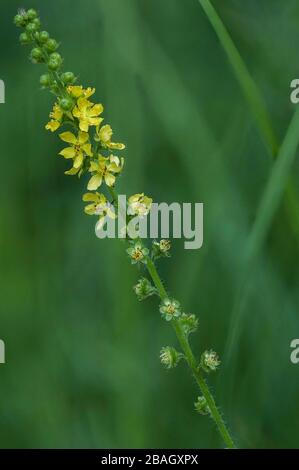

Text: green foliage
xmin=1 ymin=0 xmax=299 ymax=449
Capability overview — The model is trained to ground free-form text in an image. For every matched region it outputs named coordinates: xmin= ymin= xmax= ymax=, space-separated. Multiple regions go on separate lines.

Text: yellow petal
xmin=79 ymin=120 xmax=89 ymax=132
xmin=105 ymin=173 xmax=115 ymax=187
xmin=72 ymin=106 xmax=80 ymax=118
xmin=67 ymin=86 xmax=84 ymax=98
xmin=65 ymin=166 xmax=79 ymax=175
xmin=88 ymin=117 xmax=102 ymax=127
xmin=87 ymin=174 xmax=103 ymax=191
xmin=84 ymin=87 xmax=96 ymax=98
xmin=83 ymin=193 xmax=99 ymax=202
xmin=51 ymin=104 xmax=63 ymax=120
xmin=45 ymin=120 xmax=60 ymax=132
xmin=99 ymin=124 xmax=112 ymax=143
xmin=89 ymin=161 xmax=99 ymax=172
xmin=84 ymin=203 xmax=96 ymax=215
xmin=77 ymin=97 xmax=89 ymax=111
xmin=109 ymin=142 xmax=126 ymax=150
xmin=74 ymin=153 xmax=84 ymax=168
xmin=59 ymin=131 xmax=77 ymax=144
xmin=78 ymin=131 xmax=89 ymax=145
xmin=59 ymin=147 xmax=76 ymax=159
xmin=83 ymin=143 xmax=93 ymax=157
xmin=89 ymin=103 xmax=104 ymax=117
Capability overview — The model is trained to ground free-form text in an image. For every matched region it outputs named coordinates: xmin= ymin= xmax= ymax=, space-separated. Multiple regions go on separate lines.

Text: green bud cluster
xmin=160 ymin=347 xmax=183 ymax=369
xmin=194 ymin=396 xmax=210 ymax=415
xmin=152 ymin=239 xmax=171 ymax=260
xmin=14 ymin=8 xmax=76 ymax=94
xmin=179 ymin=313 xmax=198 ymax=336
xmin=133 ymin=277 xmax=156 ymax=301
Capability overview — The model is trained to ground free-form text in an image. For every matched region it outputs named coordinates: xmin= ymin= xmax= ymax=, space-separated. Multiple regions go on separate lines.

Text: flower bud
xmin=30 ymin=47 xmax=44 ymax=63
xmin=19 ymin=32 xmax=31 ymax=45
xmin=152 ymin=239 xmax=171 ymax=259
xmin=38 ymin=31 xmax=50 ymax=44
xmin=49 ymin=52 xmax=62 ymax=63
xmin=26 ymin=21 xmax=39 ymax=33
xmin=40 ymin=74 xmax=52 ymax=88
xmin=179 ymin=313 xmax=198 ymax=336
xmin=159 ymin=298 xmax=181 ymax=321
xmin=48 ymin=53 xmax=62 ymax=71
xmin=48 ymin=59 xmax=60 ymax=71
xmin=32 ymin=18 xmax=41 ymax=29
xmin=133 ymin=277 xmax=156 ymax=301
xmin=45 ymin=38 xmax=58 ymax=52
xmin=26 ymin=9 xmax=38 ymax=20
xmin=59 ymin=97 xmax=73 ymax=111
xmin=51 ymin=84 xmax=61 ymax=94
xmin=160 ymin=347 xmax=183 ymax=369
xmin=194 ymin=396 xmax=210 ymax=415
xmin=61 ymin=72 xmax=75 ymax=84
xmin=200 ymin=350 xmax=220 ymax=373
xmin=14 ymin=14 xmax=25 ymax=27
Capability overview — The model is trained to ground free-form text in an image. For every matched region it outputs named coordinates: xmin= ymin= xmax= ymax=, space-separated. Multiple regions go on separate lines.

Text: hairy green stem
xmin=109 ymin=186 xmax=235 ymax=448
xmin=146 ymin=256 xmax=235 ymax=449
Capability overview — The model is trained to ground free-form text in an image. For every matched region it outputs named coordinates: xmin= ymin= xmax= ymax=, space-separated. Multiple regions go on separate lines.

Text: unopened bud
xmin=40 ymin=74 xmax=52 ymax=88
xmin=59 ymin=97 xmax=73 ymax=111
xmin=45 ymin=38 xmax=58 ymax=52
xmin=38 ymin=31 xmax=50 ymax=43
xmin=133 ymin=277 xmax=156 ymax=301
xmin=19 ymin=32 xmax=31 ymax=45
xmin=26 ymin=9 xmax=38 ymax=21
xmin=179 ymin=313 xmax=198 ymax=336
xmin=194 ymin=396 xmax=210 ymax=415
xmin=30 ymin=47 xmax=44 ymax=63
xmin=61 ymin=72 xmax=75 ymax=84
xmin=160 ymin=347 xmax=183 ymax=369
xmin=26 ymin=21 xmax=39 ymax=33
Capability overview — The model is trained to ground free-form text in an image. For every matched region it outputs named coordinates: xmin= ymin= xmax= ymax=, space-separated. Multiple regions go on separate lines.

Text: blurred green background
xmin=1 ymin=0 xmax=299 ymax=449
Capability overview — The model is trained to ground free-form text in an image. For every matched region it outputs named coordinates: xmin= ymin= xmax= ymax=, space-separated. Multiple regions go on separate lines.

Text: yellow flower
xmin=95 ymin=123 xmax=125 ymax=150
xmin=45 ymin=103 xmax=63 ymax=132
xmin=67 ymin=85 xmax=95 ymax=99
xmin=87 ymin=155 xmax=124 ymax=191
xmin=128 ymin=193 xmax=152 ymax=216
xmin=82 ymin=192 xmax=116 ymax=227
xmin=72 ymin=97 xmax=103 ymax=132
xmin=59 ymin=130 xmax=93 ymax=169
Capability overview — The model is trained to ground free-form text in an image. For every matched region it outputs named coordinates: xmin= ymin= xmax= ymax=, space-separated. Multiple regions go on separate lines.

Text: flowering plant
xmin=15 ymin=8 xmax=235 ymax=448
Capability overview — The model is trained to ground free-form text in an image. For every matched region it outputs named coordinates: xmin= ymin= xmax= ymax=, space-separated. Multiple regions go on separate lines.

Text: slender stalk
xmin=146 ymin=257 xmax=235 ymax=449
xmin=110 ymin=187 xmax=236 ymax=448
xmin=197 ymin=0 xmax=277 ymax=155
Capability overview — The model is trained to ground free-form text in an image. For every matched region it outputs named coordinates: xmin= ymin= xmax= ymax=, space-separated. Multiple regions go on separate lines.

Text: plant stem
xmin=146 ymin=256 xmax=235 ymax=449
xmin=108 ymin=187 xmax=235 ymax=447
